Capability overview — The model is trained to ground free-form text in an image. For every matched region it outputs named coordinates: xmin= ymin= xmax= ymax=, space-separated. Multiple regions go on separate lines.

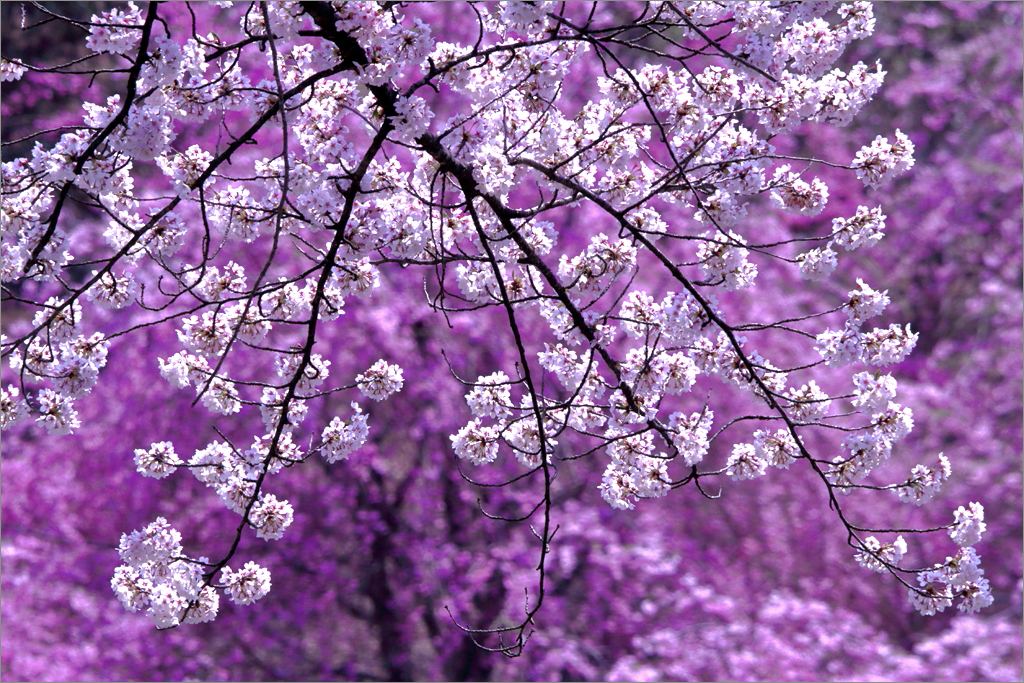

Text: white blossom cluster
xmin=852 ymin=497 xmax=990 ymax=616
xmin=0 ymin=58 xmax=26 ymax=83
xmin=1 ymin=306 xmax=108 ymax=436
xmin=111 ymin=517 xmax=222 ymax=628
xmin=355 ymin=359 xmax=405 ymax=401
xmin=909 ymin=544 xmax=994 ymax=616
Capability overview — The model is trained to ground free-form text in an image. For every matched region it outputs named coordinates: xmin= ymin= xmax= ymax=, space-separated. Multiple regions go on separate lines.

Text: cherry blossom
xmin=0 ymin=0 xmax=1001 ymax=656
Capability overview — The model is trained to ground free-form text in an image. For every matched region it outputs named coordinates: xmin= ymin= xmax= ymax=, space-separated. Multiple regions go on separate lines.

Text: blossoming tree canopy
xmin=0 ymin=0 xmax=995 ymax=653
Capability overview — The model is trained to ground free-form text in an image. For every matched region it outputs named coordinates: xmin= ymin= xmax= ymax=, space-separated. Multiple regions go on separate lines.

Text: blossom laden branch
xmin=0 ymin=0 xmax=994 ymax=649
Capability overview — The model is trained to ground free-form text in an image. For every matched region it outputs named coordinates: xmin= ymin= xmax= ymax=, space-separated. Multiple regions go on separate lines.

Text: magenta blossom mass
xmin=1 ymin=2 xmax=1021 ymax=681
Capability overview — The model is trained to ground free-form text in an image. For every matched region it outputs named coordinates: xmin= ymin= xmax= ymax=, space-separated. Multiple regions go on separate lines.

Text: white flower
xmin=786 ymin=380 xmax=831 ymax=421
xmin=0 ymin=58 xmax=26 ymax=82
xmin=853 ymin=130 xmax=915 ymax=187
xmin=557 ymin=234 xmax=637 ymax=294
xmin=199 ymin=377 xmax=242 ymax=416
xmin=770 ymin=165 xmax=829 ymax=215
xmin=659 ymin=352 xmax=699 ymax=395
xmin=0 ymin=385 xmax=25 ymax=429
xmin=696 ymin=230 xmax=757 ymax=290
xmin=781 ymin=17 xmax=843 ymax=76
xmin=145 ymin=214 xmax=187 ymax=259
xmin=831 ymin=206 xmax=886 ymax=251
xmin=189 ymin=441 xmax=237 ymax=485
xmin=147 ymin=584 xmax=188 ymax=628
xmin=944 ymin=546 xmax=985 ymax=587
xmin=111 ymin=565 xmax=152 ymax=612
xmin=320 ymin=403 xmax=370 ymax=463
xmin=950 ymin=502 xmax=986 ymax=547
xmin=694 ymin=190 xmax=747 ymax=228
xmin=909 ymin=579 xmax=952 ymax=616
xmin=658 ymin=291 xmax=707 ymax=343
xmin=115 ymin=104 xmax=174 ymax=160
xmin=85 ymin=2 xmax=144 ymax=55
xmin=504 ymin=413 xmax=556 ymax=468
xmin=221 ymin=562 xmax=272 ymax=605
xmin=619 ymin=290 xmax=661 ymax=338
xmin=797 ymin=246 xmax=838 ymax=280
xmin=895 ymin=453 xmax=951 ymax=506
xmin=182 ymin=586 xmax=220 ymax=624
xmin=845 ymin=278 xmax=889 ymax=323
xmin=250 ymin=494 xmax=294 ymax=541
xmin=355 ymin=359 xmax=404 ymax=401
xmin=667 ymin=409 xmax=713 ymax=466
xmin=606 ymin=429 xmax=656 ymax=464
xmin=245 ymin=431 xmax=301 ymax=474
xmin=537 ymin=344 xmax=587 ymax=388
xmin=851 ymin=372 xmax=898 ymax=411
xmin=158 ymin=351 xmax=210 ymax=389
xmin=726 ymin=443 xmax=767 ymax=480
xmin=815 ymin=324 xmax=862 ymax=366
xmin=329 ymin=259 xmax=380 ymax=298
xmin=956 ymin=578 xmax=994 ymax=614
xmin=391 ymin=94 xmax=434 ymax=141
xmin=931 ymin=547 xmax=994 ymax=614
xmin=35 ymin=388 xmax=81 ymax=435
xmin=195 ymin=262 xmax=247 ymax=301
xmin=276 ymin=353 xmax=331 ymax=393
xmin=259 ymin=387 xmax=309 ymax=431
xmin=87 ymin=270 xmax=138 ymax=309
xmin=157 ymin=144 xmax=214 ymax=196
xmin=118 ymin=517 xmax=182 ymax=566
xmin=633 ymin=455 xmax=671 ymax=499
xmin=53 ymin=353 xmax=101 ymax=398
xmin=465 ymin=371 xmax=513 ymax=418
xmin=837 ymin=1 xmax=876 ymax=40
xmin=872 ymin=402 xmax=914 ymax=442
xmin=599 ymin=461 xmax=638 ymax=510
xmin=177 ymin=312 xmax=230 ymax=355
xmin=860 ymin=324 xmax=918 ymax=366
xmin=754 ymin=428 xmax=799 ymax=468
xmin=855 ymin=535 xmax=907 ymax=573
xmin=907 ymin=544 xmax=993 ymax=616
xmin=216 ymin=475 xmax=257 ymax=515
xmin=134 ymin=441 xmax=183 ymax=479
xmin=450 ymin=419 xmax=500 ymax=465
